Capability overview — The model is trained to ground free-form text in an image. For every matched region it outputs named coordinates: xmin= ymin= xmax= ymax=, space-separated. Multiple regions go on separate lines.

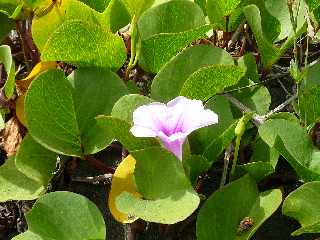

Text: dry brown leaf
xmin=2 ymin=117 xmax=23 ymax=156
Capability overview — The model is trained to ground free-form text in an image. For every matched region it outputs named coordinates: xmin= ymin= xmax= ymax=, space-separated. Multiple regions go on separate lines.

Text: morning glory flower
xmin=130 ymin=96 xmax=218 ymax=160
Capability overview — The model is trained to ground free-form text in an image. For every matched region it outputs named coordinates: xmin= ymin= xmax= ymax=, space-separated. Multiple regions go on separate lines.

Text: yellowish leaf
xmin=16 ymin=61 xmax=57 ymax=94
xmin=108 ymin=155 xmax=141 ymax=223
xmin=16 ymin=95 xmax=26 ymax=127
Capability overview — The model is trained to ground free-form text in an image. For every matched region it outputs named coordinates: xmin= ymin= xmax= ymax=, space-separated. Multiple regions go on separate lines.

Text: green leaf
xmin=116 ymin=147 xmax=200 ymax=224
xmin=236 ymin=162 xmax=275 ymax=182
xmin=233 ymin=84 xmax=271 ymax=115
xmin=0 ymin=45 xmax=15 ymax=99
xmin=0 ymin=156 xmax=45 ymax=201
xmin=0 ymin=0 xmax=20 ymax=16
xmin=32 ymin=0 xmax=107 ymax=50
xmin=111 ymin=94 xmax=153 ymax=123
xmin=41 ymin=20 xmax=126 ymax=69
xmin=137 ymin=0 xmax=209 ymax=72
xmin=122 ymin=0 xmax=155 ymax=17
xmin=298 ymin=63 xmax=320 ymax=125
xmin=282 ymin=182 xmax=320 ymax=236
xmin=151 ymin=45 xmax=234 ymax=102
xmin=243 ymin=4 xmax=281 ymax=68
xmin=102 ymin=0 xmax=130 ymax=32
xmin=298 ymin=86 xmax=320 ymax=125
xmin=95 ymin=116 xmax=158 ymax=151
xmin=0 ymin=108 xmax=6 ymax=130
xmin=25 ymin=69 xmax=128 ymax=156
xmin=266 ymin=0 xmax=306 ymax=41
xmin=180 ymin=65 xmax=245 ymax=101
xmin=15 ymin=135 xmax=58 ymax=183
xmin=197 ymin=175 xmax=282 ymax=240
xmin=0 ymin=13 xmax=15 ymax=42
xmin=185 ymin=154 xmax=211 ymax=184
xmin=203 ymin=121 xmax=237 ymax=162
xmin=69 ymin=68 xmax=128 ymax=154
xmin=79 ymin=0 xmax=110 ymax=12
xmin=189 ymin=95 xmax=235 ymax=155
xmin=243 ymin=1 xmax=306 ymax=68
xmin=206 ymin=0 xmax=241 ymax=30
xmin=237 ymin=53 xmax=260 ymax=83
xmin=305 ymin=0 xmax=320 ymax=10
xmin=23 ymin=0 xmax=47 ymax=9
xmin=258 ymin=119 xmax=320 ymax=181
xmin=250 ymin=137 xmax=279 ymax=168
xmin=12 ymin=191 xmax=106 ymax=240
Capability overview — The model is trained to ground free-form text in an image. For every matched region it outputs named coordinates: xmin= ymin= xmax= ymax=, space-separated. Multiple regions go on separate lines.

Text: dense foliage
xmin=0 ymin=0 xmax=320 ymax=239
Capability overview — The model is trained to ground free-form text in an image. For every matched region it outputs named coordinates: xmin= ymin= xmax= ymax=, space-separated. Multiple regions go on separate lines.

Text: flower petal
xmin=130 ymin=126 xmax=157 ymax=137
xmin=182 ymin=108 xmax=218 ymax=135
xmin=167 ymin=96 xmax=218 ymax=135
xmin=132 ymin=102 xmax=167 ymax=136
xmin=158 ymin=131 xmax=187 ymax=160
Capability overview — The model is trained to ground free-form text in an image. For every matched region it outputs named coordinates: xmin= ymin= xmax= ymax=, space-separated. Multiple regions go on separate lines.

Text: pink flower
xmin=130 ymin=96 xmax=218 ymax=160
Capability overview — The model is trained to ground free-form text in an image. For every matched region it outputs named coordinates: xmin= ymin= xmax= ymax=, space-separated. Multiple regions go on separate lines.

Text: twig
xmin=262 ymin=94 xmax=298 ymax=120
xmin=72 ymin=173 xmax=113 ymax=185
xmin=223 ymin=93 xmax=298 ymax=125
xmin=85 ymin=155 xmax=115 ymax=174
xmin=220 ymin=144 xmax=233 ymax=188
xmin=223 ymin=93 xmax=264 ymax=125
xmin=227 ymin=21 xmax=245 ymax=51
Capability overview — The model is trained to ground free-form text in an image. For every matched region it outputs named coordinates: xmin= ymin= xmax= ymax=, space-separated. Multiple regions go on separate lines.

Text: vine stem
xmin=229 ymin=134 xmax=241 ymax=181
xmin=125 ymin=15 xmax=139 ymax=80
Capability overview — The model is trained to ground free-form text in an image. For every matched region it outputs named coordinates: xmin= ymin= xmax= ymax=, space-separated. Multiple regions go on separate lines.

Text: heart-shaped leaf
xmin=25 ymin=69 xmax=128 ymax=156
xmin=151 ymin=45 xmax=234 ymax=102
xmin=12 ymin=191 xmax=106 ymax=240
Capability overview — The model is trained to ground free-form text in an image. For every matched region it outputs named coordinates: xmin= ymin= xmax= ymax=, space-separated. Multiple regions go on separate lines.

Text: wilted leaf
xmin=3 ymin=117 xmax=22 ymax=157
xmin=109 ymin=155 xmax=141 ymax=223
xmin=15 ymin=61 xmax=57 ymax=94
